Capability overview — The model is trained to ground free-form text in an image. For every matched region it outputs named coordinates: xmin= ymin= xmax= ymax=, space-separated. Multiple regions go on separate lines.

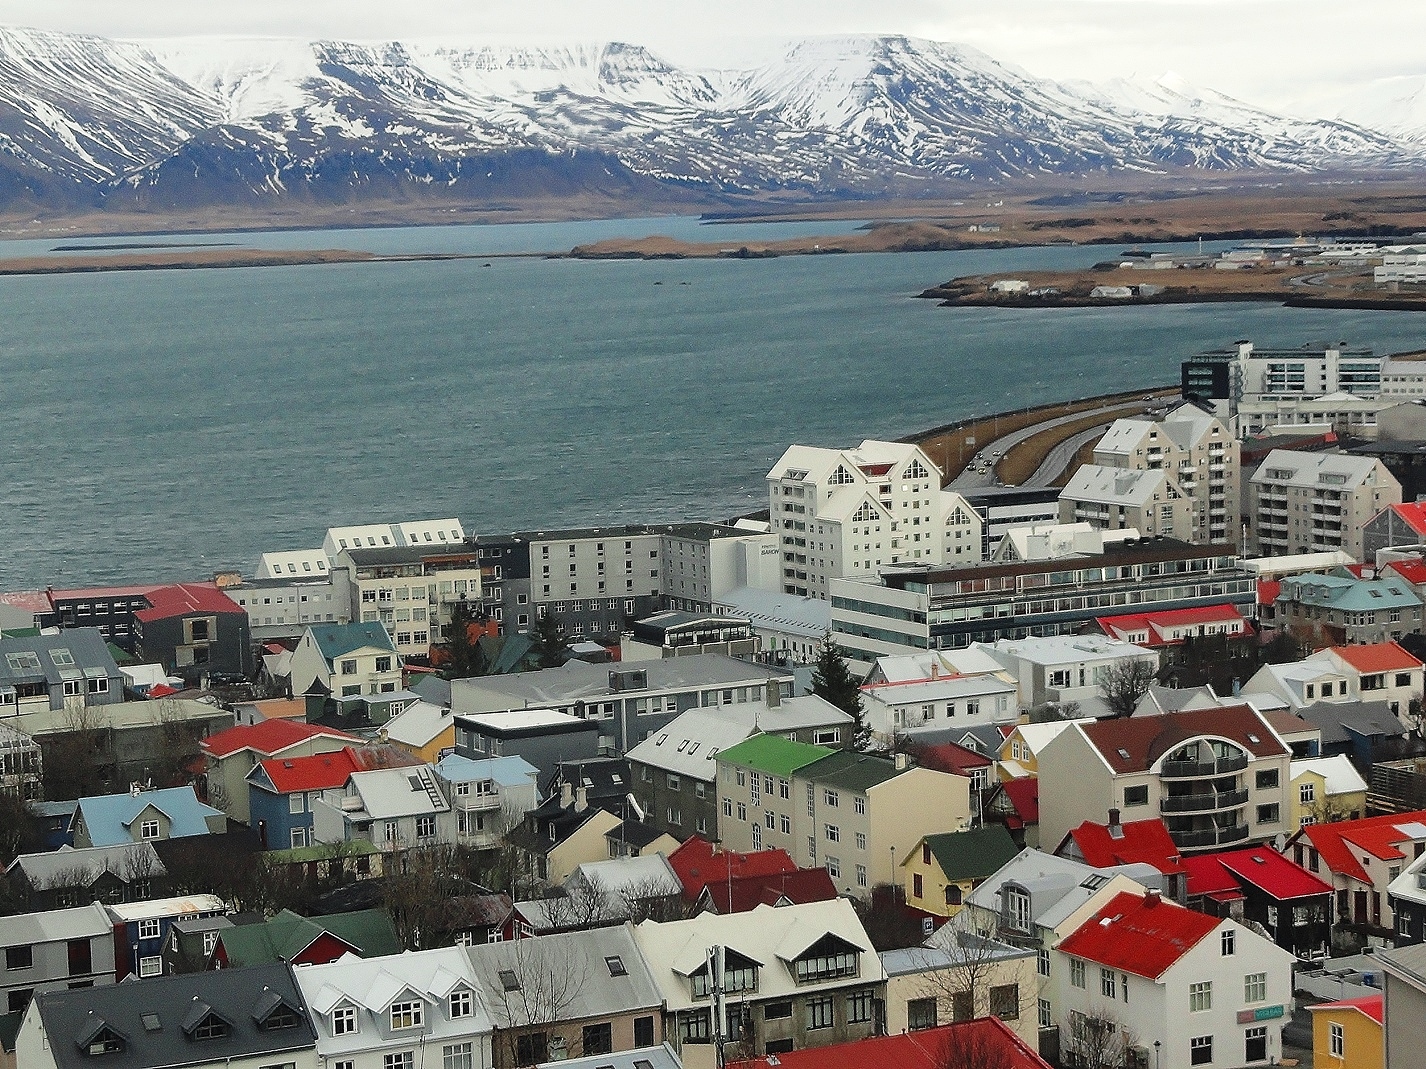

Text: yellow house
xmin=1310 ymin=994 xmax=1382 ymax=1069
xmin=381 ymin=698 xmax=456 ymax=763
xmin=1291 ymin=755 xmax=1369 ymax=829
xmin=996 ymin=721 xmax=1080 ymax=782
xmin=901 ymin=825 xmax=1020 ymax=918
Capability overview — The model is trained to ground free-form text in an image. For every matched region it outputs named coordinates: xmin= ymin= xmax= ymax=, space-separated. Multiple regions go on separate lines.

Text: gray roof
xmin=625 ymin=699 xmax=851 ymax=780
xmin=411 ymin=674 xmax=452 ymax=708
xmin=33 ymin=962 xmax=314 ymax=1069
xmin=6 ymin=843 xmax=166 ymax=888
xmin=451 ymin=653 xmax=791 ymax=714
xmin=0 ymin=902 xmax=111 ymax=945
xmin=958 ymin=848 xmax=1163 ymax=932
xmin=0 ymin=627 xmax=118 ymax=688
xmin=539 ymin=1044 xmax=682 ymax=1069
xmin=1296 ymin=700 xmax=1406 ymax=745
xmin=711 ymin=586 xmax=831 ymax=639
xmin=466 ymin=923 xmax=662 ymax=1025
xmin=882 ymin=929 xmax=1033 ymax=977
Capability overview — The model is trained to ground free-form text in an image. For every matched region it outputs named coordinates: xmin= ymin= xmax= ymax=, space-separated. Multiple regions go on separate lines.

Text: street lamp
xmin=1154 ymin=1040 xmax=1161 ymax=1069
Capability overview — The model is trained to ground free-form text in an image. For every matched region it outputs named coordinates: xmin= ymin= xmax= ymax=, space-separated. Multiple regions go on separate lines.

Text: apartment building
xmin=228 ymin=575 xmax=346 ymax=642
xmin=1271 ymin=571 xmax=1423 ymax=646
xmin=1037 ymin=705 xmax=1294 ymax=856
xmin=1091 ymin=405 xmax=1240 ymax=545
xmin=332 ymin=545 xmax=482 ymax=657
xmin=1248 ymin=449 xmax=1401 ymax=559
xmin=1183 ymin=340 xmax=1383 ymax=413
xmin=983 ymin=635 xmax=1160 ymax=716
xmin=858 ymin=647 xmax=1020 ymax=744
xmin=1058 ymin=464 xmax=1197 ymax=541
xmin=0 ymin=629 xmax=122 ymax=716
xmin=829 ymin=538 xmax=1254 ymax=670
xmin=1243 ymin=641 xmax=1423 ymax=720
xmin=322 ymin=518 xmax=467 ymax=559
xmin=714 ymin=735 xmax=972 ymax=897
xmin=766 ymin=440 xmax=982 ymax=599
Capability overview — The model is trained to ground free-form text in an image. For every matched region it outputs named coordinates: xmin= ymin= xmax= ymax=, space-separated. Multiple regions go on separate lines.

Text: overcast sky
xmin=0 ymin=0 xmax=1418 ymax=118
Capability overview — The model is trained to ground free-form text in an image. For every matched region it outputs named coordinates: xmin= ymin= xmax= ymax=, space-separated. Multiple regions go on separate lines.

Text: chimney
xmin=575 ymin=785 xmax=588 ymax=812
xmin=560 ymin=781 xmax=573 ymax=809
xmin=894 ymin=752 xmax=909 ymax=771
xmin=930 ymin=660 xmax=940 ymax=680
xmin=1108 ymin=808 xmax=1123 ymax=838
xmin=1144 ymin=888 xmax=1161 ymax=908
xmin=766 ymin=681 xmax=781 ymax=708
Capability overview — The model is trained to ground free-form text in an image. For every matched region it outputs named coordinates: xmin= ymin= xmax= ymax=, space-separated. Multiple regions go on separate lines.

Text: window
xmin=384 ymin=1054 xmax=414 ymax=1069
xmin=138 ymin=955 xmax=162 ymax=977
xmin=913 ymin=873 xmax=924 ymax=898
xmin=764 ymin=1001 xmax=792 ymax=1021
xmin=5 ymin=946 xmax=32 ymax=970
xmin=853 ymin=795 xmax=866 ymax=815
xmin=581 ymin=1023 xmax=613 ymax=1056
xmin=449 ymin=989 xmax=472 ymax=1018
xmin=289 ymin=793 xmax=305 ymax=814
xmin=634 ymin=1015 xmax=655 ymax=1047
xmin=826 ymin=856 xmax=840 ymax=879
xmin=825 ymin=823 xmax=840 ymax=843
xmin=137 ymin=919 xmax=161 ymax=941
xmin=1244 ymin=972 xmax=1266 ymax=1003
xmin=442 ymin=1043 xmax=473 ymax=1069
xmin=1245 ymin=1026 xmax=1267 ymax=1062
xmin=823 ymin=789 xmax=839 ymax=807
xmin=855 ymin=831 xmax=866 ymax=851
xmin=1299 ymin=781 xmax=1315 ymax=804
xmin=390 ymin=1000 xmax=423 ymax=1030
xmin=1329 ymin=1022 xmax=1344 ymax=1058
xmin=907 ymin=997 xmax=937 ymax=1031
xmin=806 ymin=996 xmax=835 ymax=1030
xmin=416 ymin=815 xmax=436 ymax=839
xmin=332 ymin=1006 xmax=357 ymax=1035
xmin=605 ymin=955 xmax=628 ymax=977
xmin=856 ymin=864 xmax=867 ymax=888
xmin=1189 ymin=981 xmax=1212 ymax=1012
xmin=1070 ymin=958 xmax=1085 ymax=988
xmin=1256 ymin=803 xmax=1280 ymax=824
xmin=192 ymin=1014 xmax=229 ymax=1040
xmin=341 ymin=659 xmax=357 ymax=675
xmin=139 ymin=820 xmax=160 ymax=840
xmin=667 ymin=773 xmax=681 ymax=791
xmin=1123 ymin=784 xmax=1149 ymax=807
xmin=1190 ymin=1036 xmax=1212 ymax=1065
xmin=1038 ymin=999 xmax=1052 ymax=1029
xmin=1101 ymin=967 xmax=1116 ymax=998
xmin=848 ymin=989 xmax=873 ymax=1023
xmin=1222 ymin=929 xmax=1235 ymax=956
xmin=1037 ymin=948 xmax=1050 ymax=976
xmin=678 ymin=1013 xmax=709 ymax=1045
xmin=990 ymin=984 xmax=1019 ymax=1020
xmin=1256 ymin=768 xmax=1279 ymax=790
xmin=1005 ymin=887 xmax=1032 ymax=932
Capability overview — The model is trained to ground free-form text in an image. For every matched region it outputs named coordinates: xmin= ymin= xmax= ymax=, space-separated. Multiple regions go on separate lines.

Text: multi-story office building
xmin=829 ymin=539 xmax=1254 ymax=670
xmin=1183 ymin=340 xmax=1384 ymax=414
xmin=227 ymin=575 xmax=346 ymax=642
xmin=1248 ymin=450 xmax=1402 ymax=559
xmin=1091 ymin=405 xmax=1240 ymax=545
xmin=765 ymin=440 xmax=982 ymax=599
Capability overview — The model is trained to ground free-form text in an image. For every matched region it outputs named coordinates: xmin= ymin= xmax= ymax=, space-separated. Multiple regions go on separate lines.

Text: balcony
xmin=1168 ymin=824 xmax=1251 ymax=849
xmin=458 ymin=793 xmax=502 ymax=812
xmin=1160 ymin=789 xmax=1249 ymax=814
xmin=1216 ymin=824 xmax=1250 ymax=845
xmin=1160 ymin=754 xmax=1249 ymax=778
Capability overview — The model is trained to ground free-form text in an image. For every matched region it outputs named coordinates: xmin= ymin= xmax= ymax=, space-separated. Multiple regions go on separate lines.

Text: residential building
xmin=289 ymin=621 xmax=404 ymax=713
xmin=984 ymin=778 xmax=1042 ymax=848
xmin=293 ymin=945 xmax=492 ymax=1069
xmin=3 ymin=843 xmax=167 ymax=911
xmin=160 ymin=915 xmax=236 ymax=974
xmin=830 ymin=539 xmax=1254 ymax=669
xmin=996 ymin=721 xmax=1085 ymax=782
xmin=858 ymin=647 xmax=1019 ymax=744
xmin=322 ymin=518 xmax=468 ymax=559
xmin=1363 ymin=499 xmax=1426 ymax=561
xmin=666 ymin=836 xmax=798 ymax=904
xmin=714 ymin=735 xmax=973 ymax=897
xmin=1181 ymin=845 xmax=1334 ymax=956
xmin=514 ymin=855 xmax=683 ymax=934
xmin=107 ymin=894 xmax=226 ymax=980
xmin=257 ymin=548 xmax=330 ymax=579
xmin=1244 ymin=641 xmax=1424 ymax=719
xmin=0 ymin=629 xmax=122 ymax=716
xmin=450 ymin=655 xmax=794 ymax=757
xmin=632 ymin=898 xmax=885 ymax=1060
xmin=1056 ymin=816 xmax=1190 ymax=902
xmin=726 ymin=1018 xmax=1052 ymax=1069
xmin=1296 ymin=700 xmax=1414 ymax=772
xmin=1249 ymin=449 xmax=1402 ymax=558
xmin=309 ymin=763 xmax=455 ymax=853
xmin=1037 ymin=705 xmax=1295 ymax=857
xmin=626 ymin=699 xmax=853 ymax=840
xmin=1310 ymin=995 xmax=1383 ymax=1069
xmin=0 ymin=720 xmax=41 ymax=800
xmin=332 ymin=544 xmax=482 ymax=657
xmin=246 ymin=744 xmax=420 ymax=851
xmin=766 ymin=440 xmax=983 ymax=598
xmin=1058 ymin=464 xmax=1197 ymax=542
xmin=131 ymin=583 xmax=251 ymax=680
xmin=228 ymin=575 xmax=346 ymax=642
xmin=504 ymin=787 xmax=624 ymax=887
xmin=1055 ymin=887 xmax=1295 ymax=1069
xmin=879 ymin=930 xmax=1037 ymax=1044
xmin=1272 ymin=571 xmax=1424 ymax=646
xmin=468 ymin=925 xmax=661 ymax=1068
xmin=983 ymin=635 xmax=1160 ymax=717
xmin=1286 ymin=810 xmax=1426 ymax=938
xmin=454 ymin=710 xmax=604 ymax=787
xmin=1236 ymin=390 xmax=1393 ymax=440
xmin=381 ymin=699 xmax=459 ymax=763
xmin=1094 ymin=604 xmax=1250 ymax=649
xmin=1183 ymin=340 xmax=1384 ymax=416
xmin=1291 ymin=755 xmax=1368 ymax=827
xmin=1090 ymin=404 xmax=1240 ymax=544
xmin=199 ymin=719 xmax=358 ymax=825
xmin=899 ymin=825 xmax=1021 ymax=917
xmin=70 ymin=786 xmax=225 ymax=848
xmin=1379 ymin=942 xmax=1426 ymax=1069
xmin=210 ymin=908 xmax=400 ymax=970
xmin=15 ymin=963 xmax=316 ymax=1069
xmin=0 ymin=903 xmax=113 ymax=1015
xmin=909 ymin=740 xmax=994 ymax=792
xmin=691 ymin=867 xmax=839 ymax=916
xmin=603 ymin=820 xmax=680 ymax=862
xmin=434 ymin=753 xmax=541 ymax=851
xmin=37 ymin=584 xmax=170 ymax=656
xmin=709 ymin=586 xmax=829 ymax=666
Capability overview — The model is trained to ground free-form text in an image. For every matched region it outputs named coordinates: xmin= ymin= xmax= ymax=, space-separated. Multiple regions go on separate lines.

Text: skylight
xmin=605 ymin=955 xmax=627 ymax=977
xmin=498 ymin=969 xmax=521 ymax=992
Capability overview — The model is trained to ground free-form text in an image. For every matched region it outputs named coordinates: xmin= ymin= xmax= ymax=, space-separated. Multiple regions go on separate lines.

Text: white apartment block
xmin=1207 ymin=341 xmax=1384 ymax=402
xmin=1058 ymin=465 xmax=1196 ymax=541
xmin=333 ymin=546 xmax=482 ymax=657
xmin=1248 ymin=449 xmax=1402 ymax=559
xmin=256 ymin=549 xmax=330 ymax=579
xmin=1379 ymin=351 xmax=1426 ymax=397
xmin=1235 ymin=391 xmax=1390 ymax=439
xmin=229 ymin=576 xmax=347 ymax=641
xmin=323 ymin=519 xmax=467 ymax=560
xmin=766 ymin=440 xmax=983 ymax=599
xmin=1092 ymin=405 xmax=1240 ymax=545
xmin=661 ymin=521 xmax=781 ymax=611
xmin=859 ymin=647 xmax=1021 ymax=743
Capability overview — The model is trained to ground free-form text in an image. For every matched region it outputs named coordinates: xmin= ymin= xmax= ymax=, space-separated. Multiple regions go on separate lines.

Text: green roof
xmin=917 ymin=825 xmax=1020 ymax=882
xmin=218 ymin=908 xmax=400 ymax=967
xmin=799 ymin=750 xmax=902 ymax=792
xmin=715 ymin=733 xmax=833 ymax=777
xmin=264 ymin=840 xmax=383 ymax=864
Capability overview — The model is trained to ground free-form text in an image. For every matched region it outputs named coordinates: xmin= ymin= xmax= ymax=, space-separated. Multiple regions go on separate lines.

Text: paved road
xmin=947 ymin=393 xmax=1172 ymax=492
xmin=1023 ymin=423 xmax=1112 ymax=488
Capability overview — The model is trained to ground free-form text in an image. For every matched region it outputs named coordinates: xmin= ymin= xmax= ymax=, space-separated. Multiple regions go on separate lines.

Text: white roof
xmin=1387 ymin=849 xmax=1426 ymax=908
xmin=1250 ymin=449 xmax=1387 ymax=489
xmin=862 ymin=674 xmax=1017 ymax=709
xmin=382 ymin=699 xmax=455 ymax=747
xmin=626 ymin=698 xmax=851 ymax=779
xmin=0 ymin=901 xmax=112 ymax=944
xmin=349 ymin=765 xmax=451 ymax=818
xmin=1006 ymin=719 xmax=1093 ymax=756
xmin=567 ymin=854 xmax=682 ymax=901
xmin=256 ymin=549 xmax=329 ymax=578
xmin=1060 ymin=463 xmax=1174 ymax=509
xmin=711 ymin=587 xmax=831 ymax=639
xmin=1292 ymin=755 xmax=1369 ymax=796
xmin=984 ymin=634 xmax=1157 ymax=668
xmin=633 ymin=898 xmax=884 ymax=1011
xmin=107 ymin=894 xmax=226 ymax=922
xmin=866 ymin=648 xmax=1008 ymax=685
xmin=6 ymin=842 xmax=166 ymax=886
xmin=460 ymin=708 xmax=587 ymax=731
xmin=958 ymin=848 xmax=1158 ymax=932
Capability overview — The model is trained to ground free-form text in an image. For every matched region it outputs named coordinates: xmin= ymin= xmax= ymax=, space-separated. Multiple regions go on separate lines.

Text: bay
xmin=0 ymin=216 xmax=1423 ymax=590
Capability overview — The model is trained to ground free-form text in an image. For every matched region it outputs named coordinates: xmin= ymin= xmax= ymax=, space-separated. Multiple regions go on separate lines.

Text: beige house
xmin=880 ymin=930 xmax=1038 ymax=1045
xmin=288 ymin=621 xmax=404 ymax=703
xmin=198 ymin=718 xmax=357 ymax=824
xmin=1059 ymin=464 xmax=1197 ymax=542
xmin=1248 ymin=449 xmax=1401 ymax=559
xmin=332 ymin=544 xmax=482 ymax=658
xmin=1037 ymin=704 xmax=1294 ymax=856
xmin=1092 ymin=404 xmax=1240 ymax=545
xmin=508 ymin=796 xmax=623 ymax=888
xmin=715 ymin=734 xmax=972 ymax=897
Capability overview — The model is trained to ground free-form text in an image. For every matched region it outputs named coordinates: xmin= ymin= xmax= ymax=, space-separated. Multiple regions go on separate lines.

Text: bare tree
xmin=151 ymin=699 xmax=205 ymax=787
xmin=45 ymin=701 xmax=111 ymax=800
xmin=1063 ymin=1008 xmax=1139 ymax=1069
xmin=478 ymin=936 xmax=592 ymax=1066
xmin=1099 ymin=660 xmax=1156 ymax=718
xmin=535 ymin=874 xmax=613 ymax=932
xmin=616 ymin=874 xmax=686 ymax=924
xmin=912 ymin=927 xmax=1028 ymax=1028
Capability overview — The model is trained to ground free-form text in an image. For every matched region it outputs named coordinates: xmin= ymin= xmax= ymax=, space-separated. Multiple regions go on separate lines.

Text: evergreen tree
xmin=531 ymin=611 xmax=567 ymax=670
xmin=811 ymin=633 xmax=869 ymax=749
xmin=444 ymin=599 xmax=479 ymax=680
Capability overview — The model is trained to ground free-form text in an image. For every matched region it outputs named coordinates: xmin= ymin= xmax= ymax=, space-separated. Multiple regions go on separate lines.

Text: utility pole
xmin=709 ymin=944 xmax=727 ymax=1069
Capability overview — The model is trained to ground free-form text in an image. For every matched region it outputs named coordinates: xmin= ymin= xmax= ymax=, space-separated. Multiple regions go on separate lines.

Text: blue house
xmin=434 ymin=753 xmax=541 ymax=849
xmin=70 ymin=786 xmax=226 ymax=848
xmin=107 ymin=894 xmax=226 ymax=980
xmin=245 ymin=745 xmax=420 ymax=850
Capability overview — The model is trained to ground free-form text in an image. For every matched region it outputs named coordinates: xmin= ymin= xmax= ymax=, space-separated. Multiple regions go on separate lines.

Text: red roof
xmin=730 ymin=1017 xmax=1050 ymax=1069
xmin=1387 ymin=558 xmax=1426 ymax=586
xmin=1077 ymin=704 xmax=1287 ymax=774
xmin=1056 ymin=889 xmax=1219 ymax=979
xmin=1183 ymin=846 xmax=1332 ymax=902
xmin=1096 ymin=604 xmax=1248 ymax=646
xmin=1065 ymin=817 xmax=1186 ymax=876
xmin=998 ymin=778 xmax=1040 ymax=825
xmin=259 ymin=749 xmax=359 ymax=793
xmin=1258 ymin=579 xmax=1281 ymax=606
xmin=1296 ymin=810 xmax=1426 ymax=884
xmin=700 ymin=868 xmax=839 ymax=914
xmin=1328 ymin=640 xmax=1424 ymax=675
xmin=146 ymin=683 xmax=180 ymax=698
xmin=1383 ymin=502 xmax=1426 ymax=537
xmin=858 ymin=462 xmax=895 ymax=477
xmin=134 ymin=582 xmax=244 ymax=622
xmin=201 ymin=719 xmax=357 ymax=760
xmin=913 ymin=741 xmax=993 ymax=775
xmin=47 ymin=583 xmax=167 ymax=602
xmin=1310 ymin=994 xmax=1384 ymax=1025
xmin=668 ymin=836 xmax=797 ymax=901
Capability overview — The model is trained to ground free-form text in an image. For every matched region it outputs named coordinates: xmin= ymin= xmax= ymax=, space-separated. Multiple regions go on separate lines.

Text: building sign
xmin=1237 ymin=1005 xmax=1285 ymax=1024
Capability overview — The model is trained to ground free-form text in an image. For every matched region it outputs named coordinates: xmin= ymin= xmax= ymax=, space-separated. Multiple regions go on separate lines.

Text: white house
xmin=1241 ymin=640 xmax=1423 ymax=723
xmin=860 ymin=647 xmax=1020 ymax=743
xmin=310 ymin=764 xmax=455 ymax=852
xmin=289 ymin=621 xmax=403 ymax=702
xmin=982 ymin=635 xmax=1160 ymax=717
xmin=434 ymin=753 xmax=541 ymax=850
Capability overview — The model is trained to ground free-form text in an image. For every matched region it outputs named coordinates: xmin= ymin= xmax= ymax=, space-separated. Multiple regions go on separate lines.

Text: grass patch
xmin=994 ymin=405 xmax=1146 ymax=485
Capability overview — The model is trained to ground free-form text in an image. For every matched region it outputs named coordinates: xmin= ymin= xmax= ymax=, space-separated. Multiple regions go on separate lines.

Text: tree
xmin=0 ymin=795 xmax=44 ymax=867
xmin=1063 ymin=1008 xmax=1138 ymax=1069
xmin=44 ymin=701 xmax=112 ymax=800
xmin=530 ymin=611 xmax=566 ymax=670
xmin=811 ymin=633 xmax=869 ymax=748
xmin=444 ymin=599 xmax=480 ymax=680
xmin=911 ymin=926 xmax=1029 ymax=1033
xmin=476 ymin=936 xmax=591 ymax=1066
xmin=1098 ymin=659 xmax=1156 ymax=718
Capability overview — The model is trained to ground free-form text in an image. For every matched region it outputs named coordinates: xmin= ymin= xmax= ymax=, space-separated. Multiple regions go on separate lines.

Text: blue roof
xmin=72 ymin=786 xmax=223 ymax=847
xmin=307 ymin=621 xmax=396 ymax=663
xmin=435 ymin=753 xmax=539 ymax=788
xmin=1281 ymin=572 xmax=1422 ymax=612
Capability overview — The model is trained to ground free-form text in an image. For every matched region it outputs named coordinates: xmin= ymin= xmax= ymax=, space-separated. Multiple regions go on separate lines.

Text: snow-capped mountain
xmin=0 ymin=27 xmax=1420 ymax=211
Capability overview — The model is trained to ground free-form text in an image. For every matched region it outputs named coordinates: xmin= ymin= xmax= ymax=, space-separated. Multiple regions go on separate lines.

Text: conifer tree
xmin=811 ymin=633 xmax=869 ymax=749
xmin=531 ymin=611 xmax=567 ymax=670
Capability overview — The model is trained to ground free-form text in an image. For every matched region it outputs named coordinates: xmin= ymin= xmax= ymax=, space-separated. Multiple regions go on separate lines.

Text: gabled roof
xmin=1075 ymin=703 xmax=1287 ymax=774
xmin=1296 ymin=810 xmax=1426 ymax=884
xmin=202 ymin=719 xmax=356 ymax=760
xmin=1183 ymin=845 xmax=1332 ymax=902
xmin=1056 ymin=889 xmax=1218 ymax=979
xmin=1327 ymin=640 xmax=1423 ymax=675
xmin=133 ymin=583 xmax=243 ymax=622
xmin=0 ymin=902 xmax=112 ymax=946
xmin=1386 ymin=558 xmax=1426 ymax=586
xmin=1096 ymin=604 xmax=1247 ymax=646
xmin=380 ymin=699 xmax=456 ymax=748
xmin=729 ymin=1016 xmax=1050 ymax=1069
xmin=912 ymin=741 xmax=993 ymax=775
xmin=995 ymin=778 xmax=1041 ymax=826
xmin=253 ymin=749 xmax=359 ymax=794
xmin=698 ymin=867 xmax=839 ymax=914
xmin=306 ymin=621 xmax=397 ymax=663
xmin=294 ymin=946 xmax=490 ymax=1040
xmin=714 ymin=734 xmax=833 ymax=778
xmin=1308 ymin=994 xmax=1383 ymax=1025
xmin=1064 ymin=817 xmax=1187 ymax=876
xmin=798 ymin=750 xmax=906 ymax=793
xmin=1291 ymin=755 xmax=1369 ymax=796
xmin=961 ymin=848 xmax=1160 ymax=930
xmin=668 ymin=836 xmax=797 ymax=901
xmin=72 ymin=787 xmax=223 ymax=847
xmin=917 ymin=825 xmax=1020 ymax=882
xmin=5 ymin=843 xmax=166 ymax=888
xmin=1372 ymin=501 xmax=1426 ymax=537
xmin=217 ymin=908 xmax=400 ymax=967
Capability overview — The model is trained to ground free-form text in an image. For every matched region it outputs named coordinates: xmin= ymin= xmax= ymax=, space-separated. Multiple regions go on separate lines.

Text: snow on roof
xmin=1292 ymin=755 xmax=1368 ymax=797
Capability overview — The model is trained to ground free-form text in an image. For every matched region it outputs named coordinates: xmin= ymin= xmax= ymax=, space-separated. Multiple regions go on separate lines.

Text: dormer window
xmin=79 ymin=1023 xmax=125 ymax=1057
xmin=793 ymin=934 xmax=861 ymax=984
xmin=332 ymin=1006 xmax=357 ymax=1035
xmin=449 ymin=989 xmax=472 ymax=1019
xmin=1003 ymin=886 xmax=1032 ymax=932
xmin=390 ymin=999 xmax=423 ymax=1030
xmin=190 ymin=1013 xmax=229 ymax=1041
